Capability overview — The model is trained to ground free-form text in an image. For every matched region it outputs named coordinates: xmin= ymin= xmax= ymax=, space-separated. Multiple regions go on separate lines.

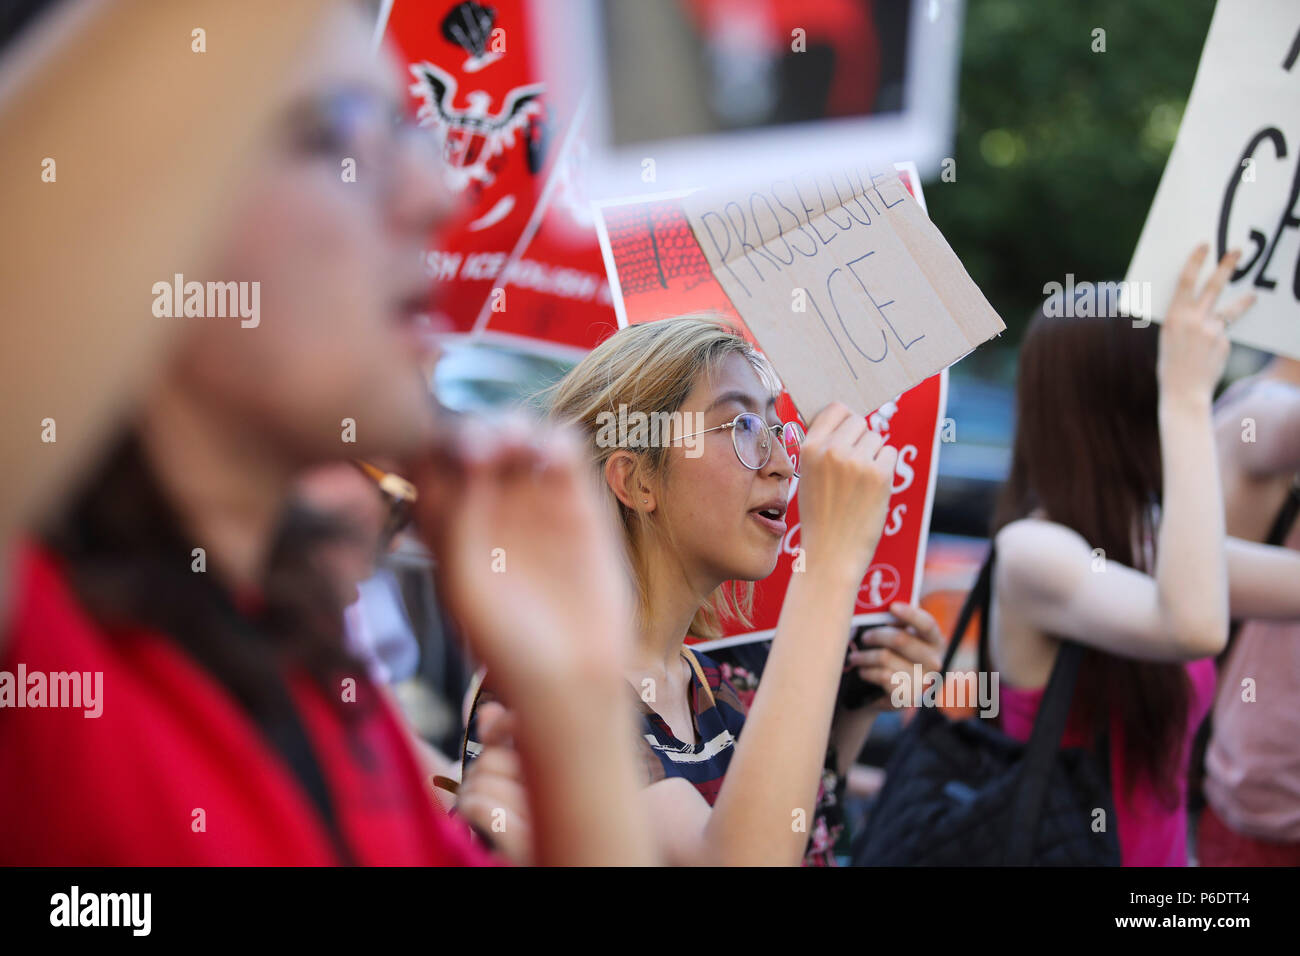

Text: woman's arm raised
xmin=412 ymin=421 xmax=655 ymax=866
xmin=1225 ymin=536 xmax=1300 ymax=621
xmin=997 ymin=246 xmax=1254 ymax=663
xmin=644 ymin=403 xmax=898 ymax=865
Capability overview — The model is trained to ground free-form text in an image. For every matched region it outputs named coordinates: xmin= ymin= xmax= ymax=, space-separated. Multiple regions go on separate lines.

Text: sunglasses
xmin=351 ymin=459 xmax=417 ymax=542
xmin=677 ymin=412 xmax=805 ymax=477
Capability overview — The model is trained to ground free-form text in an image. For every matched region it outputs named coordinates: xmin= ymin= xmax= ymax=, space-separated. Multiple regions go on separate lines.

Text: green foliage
xmin=926 ymin=0 xmax=1218 ymax=378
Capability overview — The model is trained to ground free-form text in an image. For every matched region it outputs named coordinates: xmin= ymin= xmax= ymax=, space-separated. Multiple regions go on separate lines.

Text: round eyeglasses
xmin=678 ymin=412 xmax=805 ymax=476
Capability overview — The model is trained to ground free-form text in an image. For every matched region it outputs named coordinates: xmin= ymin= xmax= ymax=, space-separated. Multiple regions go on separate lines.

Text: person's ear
xmin=604 ymin=451 xmax=655 ymax=513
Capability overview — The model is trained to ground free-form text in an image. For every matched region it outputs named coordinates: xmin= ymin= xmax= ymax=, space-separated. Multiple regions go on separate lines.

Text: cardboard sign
xmin=1125 ymin=1 xmax=1300 ymax=358
xmin=677 ymin=164 xmax=1003 ymax=418
xmin=593 ymin=166 xmax=948 ymax=644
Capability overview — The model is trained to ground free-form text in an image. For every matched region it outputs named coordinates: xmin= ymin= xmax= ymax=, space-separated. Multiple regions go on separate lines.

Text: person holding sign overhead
xmin=525 ymin=316 xmax=945 ymax=866
xmin=988 ymin=246 xmax=1300 ymax=866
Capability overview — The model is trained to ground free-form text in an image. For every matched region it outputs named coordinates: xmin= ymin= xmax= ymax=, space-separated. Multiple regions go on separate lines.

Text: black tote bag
xmin=854 ymin=548 xmax=1121 ymax=866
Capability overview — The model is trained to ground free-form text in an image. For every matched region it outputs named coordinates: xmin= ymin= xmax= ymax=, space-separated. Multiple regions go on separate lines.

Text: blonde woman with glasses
xmin=460 ymin=317 xmax=946 ymax=865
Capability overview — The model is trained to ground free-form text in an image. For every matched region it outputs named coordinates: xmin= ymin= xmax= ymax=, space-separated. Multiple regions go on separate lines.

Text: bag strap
xmin=211 ymin=598 xmax=358 ymax=866
xmin=936 ymin=545 xmax=1094 ymax=864
xmin=973 ymin=544 xmax=1093 ymax=864
xmin=938 ymin=548 xmax=994 ymax=676
xmin=1003 ymin=640 xmax=1088 ymax=864
xmin=253 ymin=685 xmax=358 ymax=865
xmin=459 ymin=668 xmax=488 ymax=784
xmin=1265 ymin=474 xmax=1300 ymax=547
xmin=681 ymin=647 xmax=717 ymax=708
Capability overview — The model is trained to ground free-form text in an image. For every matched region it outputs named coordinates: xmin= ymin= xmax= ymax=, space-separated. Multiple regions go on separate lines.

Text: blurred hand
xmin=408 ymin=414 xmax=634 ymax=694
xmin=1158 ymin=245 xmax=1255 ymax=406
xmin=455 ymin=701 xmax=532 ymax=865
xmin=846 ymin=601 xmax=945 ymax=711
xmin=794 ymin=402 xmax=898 ymax=584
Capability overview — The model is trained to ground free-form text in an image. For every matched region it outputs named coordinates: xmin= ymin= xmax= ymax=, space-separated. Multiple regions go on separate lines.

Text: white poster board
xmin=1125 ymin=0 xmax=1300 ymax=357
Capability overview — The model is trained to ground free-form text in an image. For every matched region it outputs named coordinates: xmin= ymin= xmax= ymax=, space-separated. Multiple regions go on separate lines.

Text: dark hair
xmin=42 ymin=434 xmax=376 ymax=727
xmin=993 ymin=307 xmax=1189 ymax=806
xmin=0 ymin=0 xmax=65 ymax=55
xmin=15 ymin=0 xmax=381 ymax=725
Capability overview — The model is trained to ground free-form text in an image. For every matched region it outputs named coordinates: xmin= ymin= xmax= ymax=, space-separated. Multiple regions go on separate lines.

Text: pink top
xmin=1205 ymin=619 xmax=1300 ymax=840
xmin=998 ymin=657 xmax=1216 ymax=866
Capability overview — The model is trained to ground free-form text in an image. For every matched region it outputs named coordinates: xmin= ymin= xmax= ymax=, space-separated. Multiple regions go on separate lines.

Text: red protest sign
xmin=593 ymin=166 xmax=947 ymax=647
xmin=382 ymin=0 xmax=617 ymax=353
xmin=730 ymin=371 xmax=945 ymax=648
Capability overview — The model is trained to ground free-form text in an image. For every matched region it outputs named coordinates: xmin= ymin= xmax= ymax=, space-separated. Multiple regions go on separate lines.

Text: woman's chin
xmin=729 ymin=547 xmax=782 ymax=582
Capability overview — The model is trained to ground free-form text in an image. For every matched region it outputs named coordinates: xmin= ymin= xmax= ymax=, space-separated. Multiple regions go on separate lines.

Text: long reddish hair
xmin=993 ymin=308 xmax=1189 ymax=806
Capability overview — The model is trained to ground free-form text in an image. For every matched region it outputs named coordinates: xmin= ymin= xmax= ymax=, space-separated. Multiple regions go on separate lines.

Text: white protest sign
xmin=679 ymin=164 xmax=1004 ymax=417
xmin=1125 ymin=0 xmax=1300 ymax=357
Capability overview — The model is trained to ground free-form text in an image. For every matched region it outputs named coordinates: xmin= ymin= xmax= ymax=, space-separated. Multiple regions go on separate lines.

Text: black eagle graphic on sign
xmin=409 ymin=61 xmax=544 ymax=194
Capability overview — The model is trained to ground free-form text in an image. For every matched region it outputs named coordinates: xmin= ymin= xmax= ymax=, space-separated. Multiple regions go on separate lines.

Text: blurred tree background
xmin=924 ymin=0 xmax=1217 ymax=382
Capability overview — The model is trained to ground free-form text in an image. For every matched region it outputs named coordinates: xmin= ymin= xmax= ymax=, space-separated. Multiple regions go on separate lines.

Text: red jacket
xmin=0 ymin=544 xmax=495 ymax=866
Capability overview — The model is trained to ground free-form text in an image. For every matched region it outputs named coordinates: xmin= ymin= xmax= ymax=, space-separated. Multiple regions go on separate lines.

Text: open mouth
xmin=748 ymin=504 xmax=787 ymax=536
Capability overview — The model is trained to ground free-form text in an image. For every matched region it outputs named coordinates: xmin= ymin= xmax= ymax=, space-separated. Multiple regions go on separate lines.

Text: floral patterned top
xmin=632 ymin=643 xmax=846 ymax=866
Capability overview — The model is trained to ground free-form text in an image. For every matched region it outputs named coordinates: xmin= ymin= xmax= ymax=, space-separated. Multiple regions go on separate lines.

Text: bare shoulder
xmin=993 ymin=518 xmax=1093 ymax=604
xmin=1215 ymin=376 xmax=1300 ymax=426
xmin=995 ymin=517 xmax=1092 ymax=557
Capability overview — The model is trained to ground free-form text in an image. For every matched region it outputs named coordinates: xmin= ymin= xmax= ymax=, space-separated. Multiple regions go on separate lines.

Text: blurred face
xmin=295 ymin=461 xmax=390 ymax=605
xmin=169 ymin=4 xmax=453 ymax=463
xmin=656 ymin=354 xmax=795 ymax=587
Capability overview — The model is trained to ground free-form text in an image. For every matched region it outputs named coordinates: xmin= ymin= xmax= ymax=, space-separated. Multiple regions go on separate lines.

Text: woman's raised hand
xmin=407 ymin=416 xmax=654 ymax=866
xmin=1158 ymin=245 xmax=1255 ymax=407
xmin=794 ymin=402 xmax=898 ymax=586
xmin=408 ymin=415 xmax=634 ymax=694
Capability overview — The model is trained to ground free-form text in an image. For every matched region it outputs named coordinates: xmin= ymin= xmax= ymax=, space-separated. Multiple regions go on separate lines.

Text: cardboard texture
xmin=679 ymin=165 xmax=1004 ymax=417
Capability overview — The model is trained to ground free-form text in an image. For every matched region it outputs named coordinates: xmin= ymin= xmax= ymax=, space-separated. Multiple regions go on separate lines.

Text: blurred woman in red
xmin=0 ymin=0 xmax=650 ymax=866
